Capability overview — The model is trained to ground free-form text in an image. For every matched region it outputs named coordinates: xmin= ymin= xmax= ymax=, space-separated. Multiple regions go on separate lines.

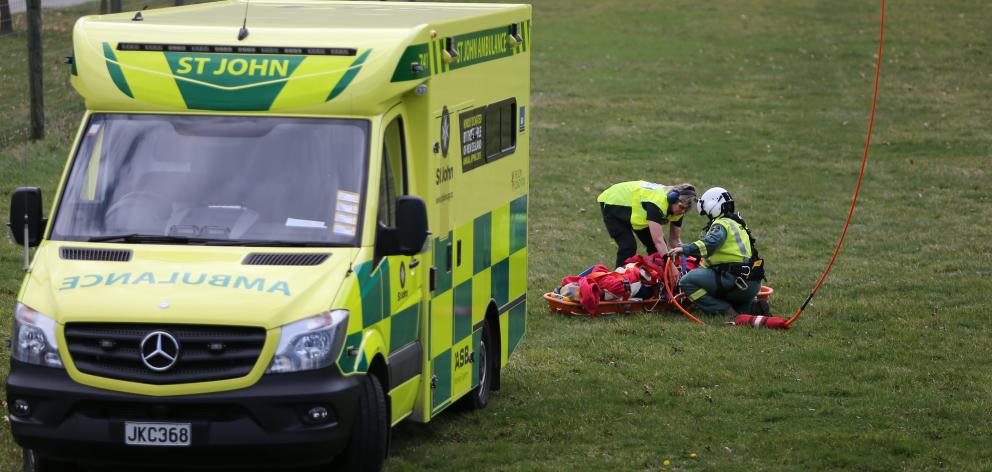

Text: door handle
xmin=409 ymin=258 xmax=420 ymax=268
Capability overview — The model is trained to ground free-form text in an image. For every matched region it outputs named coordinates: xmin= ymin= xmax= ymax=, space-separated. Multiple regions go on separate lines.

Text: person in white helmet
xmin=597 ymin=182 xmax=697 ymax=268
xmin=667 ymin=187 xmax=765 ymax=316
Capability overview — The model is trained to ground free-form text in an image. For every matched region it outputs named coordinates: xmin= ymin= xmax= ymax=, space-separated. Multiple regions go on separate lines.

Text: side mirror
xmin=395 ymin=196 xmax=428 ymax=255
xmin=376 ymin=196 xmax=428 ymax=257
xmin=9 ymin=187 xmax=45 ymax=247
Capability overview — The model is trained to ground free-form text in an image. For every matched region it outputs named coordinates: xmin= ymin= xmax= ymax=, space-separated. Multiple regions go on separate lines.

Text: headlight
xmin=266 ymin=310 xmax=349 ymax=374
xmin=12 ymin=303 xmax=64 ymax=369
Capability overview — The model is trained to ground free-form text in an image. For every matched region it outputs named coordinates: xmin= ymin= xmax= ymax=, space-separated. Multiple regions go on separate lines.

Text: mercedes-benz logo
xmin=140 ymin=331 xmax=180 ymax=372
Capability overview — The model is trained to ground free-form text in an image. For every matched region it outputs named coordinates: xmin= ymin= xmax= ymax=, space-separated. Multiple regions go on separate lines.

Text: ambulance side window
xmin=484 ymin=98 xmax=516 ymax=163
xmin=377 ymin=117 xmax=407 ymax=228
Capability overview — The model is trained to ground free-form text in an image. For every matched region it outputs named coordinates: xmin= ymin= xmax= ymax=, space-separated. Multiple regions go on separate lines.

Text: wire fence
xmin=2 ymin=0 xmax=374 ymax=141
xmin=3 ymin=0 xmax=24 ymax=16
xmin=1 ymin=0 xmax=211 ymax=142
xmin=0 ymin=0 xmax=19 ymax=35
xmin=0 ymin=0 xmax=211 ymax=36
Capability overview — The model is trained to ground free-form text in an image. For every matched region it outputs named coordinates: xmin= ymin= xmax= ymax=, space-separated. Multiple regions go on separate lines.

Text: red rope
xmin=785 ymin=0 xmax=885 ymax=327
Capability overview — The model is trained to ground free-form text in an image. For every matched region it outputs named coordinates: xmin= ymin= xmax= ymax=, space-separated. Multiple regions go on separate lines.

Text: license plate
xmin=124 ymin=422 xmax=191 ymax=447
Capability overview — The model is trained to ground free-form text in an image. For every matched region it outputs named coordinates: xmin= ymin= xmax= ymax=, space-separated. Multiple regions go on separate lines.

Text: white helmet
xmin=697 ymin=187 xmax=734 ymax=218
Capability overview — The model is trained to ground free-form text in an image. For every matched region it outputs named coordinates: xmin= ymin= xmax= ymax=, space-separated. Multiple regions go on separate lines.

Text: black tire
xmin=22 ymin=449 xmax=75 ymax=472
xmin=466 ymin=320 xmax=494 ymax=410
xmin=335 ymin=374 xmax=389 ymax=472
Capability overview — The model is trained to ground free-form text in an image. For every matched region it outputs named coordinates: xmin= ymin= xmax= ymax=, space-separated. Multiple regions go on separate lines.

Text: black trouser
xmin=600 ymin=203 xmax=656 ymax=268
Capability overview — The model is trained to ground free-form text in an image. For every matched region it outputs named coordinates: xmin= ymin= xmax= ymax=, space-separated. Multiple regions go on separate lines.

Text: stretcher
xmin=544 ymin=292 xmax=671 ymax=316
xmin=543 ymin=285 xmax=773 ymax=317
xmin=544 ymin=251 xmax=774 ymax=320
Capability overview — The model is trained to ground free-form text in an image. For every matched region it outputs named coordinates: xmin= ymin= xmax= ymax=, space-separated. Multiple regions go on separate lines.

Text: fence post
xmin=1 ymin=0 xmax=12 ymax=35
xmin=27 ymin=0 xmax=44 ymax=140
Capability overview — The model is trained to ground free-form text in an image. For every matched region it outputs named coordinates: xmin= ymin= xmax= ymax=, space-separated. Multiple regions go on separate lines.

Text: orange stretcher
xmin=543 ymin=285 xmax=774 ymax=317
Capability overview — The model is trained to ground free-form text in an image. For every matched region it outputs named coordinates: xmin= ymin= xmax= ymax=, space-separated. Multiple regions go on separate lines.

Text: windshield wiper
xmin=87 ymin=234 xmax=344 ymax=247
xmin=87 ymin=234 xmax=197 ymax=244
xmin=207 ymin=239 xmax=345 ymax=247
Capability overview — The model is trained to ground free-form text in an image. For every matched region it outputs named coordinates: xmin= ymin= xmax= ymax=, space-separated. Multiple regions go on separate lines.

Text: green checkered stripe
xmin=391 ymin=20 xmax=532 ymax=82
xmin=429 ymin=194 xmax=527 ymax=412
xmin=337 ymin=257 xmax=421 ymax=374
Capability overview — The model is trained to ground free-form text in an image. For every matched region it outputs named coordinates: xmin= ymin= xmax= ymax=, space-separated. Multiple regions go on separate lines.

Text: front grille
xmin=60 ymin=247 xmax=132 ymax=262
xmin=64 ymin=323 xmax=267 ymax=385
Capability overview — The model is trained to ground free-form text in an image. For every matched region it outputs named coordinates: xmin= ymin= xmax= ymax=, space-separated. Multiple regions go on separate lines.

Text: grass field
xmin=2 ymin=0 xmax=991 ymax=470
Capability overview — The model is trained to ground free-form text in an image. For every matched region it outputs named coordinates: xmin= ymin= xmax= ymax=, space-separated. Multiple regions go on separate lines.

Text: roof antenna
xmin=237 ymin=0 xmax=250 ymax=41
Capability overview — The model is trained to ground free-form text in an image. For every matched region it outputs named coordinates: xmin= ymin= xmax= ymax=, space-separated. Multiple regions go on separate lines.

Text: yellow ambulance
xmin=6 ymin=1 xmax=530 ymax=469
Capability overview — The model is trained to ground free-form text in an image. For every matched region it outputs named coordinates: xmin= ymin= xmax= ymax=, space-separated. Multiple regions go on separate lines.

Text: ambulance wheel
xmin=466 ymin=320 xmax=494 ymax=410
xmin=334 ymin=374 xmax=388 ymax=471
xmin=22 ymin=449 xmax=75 ymax=472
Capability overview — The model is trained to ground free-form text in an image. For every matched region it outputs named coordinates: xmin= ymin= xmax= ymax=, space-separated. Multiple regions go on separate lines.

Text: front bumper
xmin=6 ymin=360 xmax=362 ymax=469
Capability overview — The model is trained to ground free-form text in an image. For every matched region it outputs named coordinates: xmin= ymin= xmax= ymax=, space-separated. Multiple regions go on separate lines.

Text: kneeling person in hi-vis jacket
xmin=667 ymin=187 xmax=765 ymax=316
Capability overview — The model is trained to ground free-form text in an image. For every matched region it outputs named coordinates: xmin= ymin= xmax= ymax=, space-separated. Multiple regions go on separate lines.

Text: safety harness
xmin=705 ymin=213 xmax=766 ymax=294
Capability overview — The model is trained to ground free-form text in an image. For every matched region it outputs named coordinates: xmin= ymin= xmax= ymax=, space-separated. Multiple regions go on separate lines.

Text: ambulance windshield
xmin=50 ymin=114 xmax=369 ymax=246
